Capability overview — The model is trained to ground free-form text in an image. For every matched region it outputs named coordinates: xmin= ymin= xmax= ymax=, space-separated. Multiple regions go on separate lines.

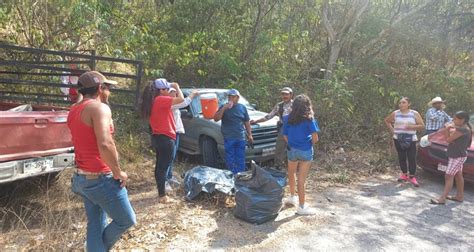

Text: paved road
xmin=169 ymin=169 xmax=474 ymax=251
xmin=271 ymin=170 xmax=474 ymax=251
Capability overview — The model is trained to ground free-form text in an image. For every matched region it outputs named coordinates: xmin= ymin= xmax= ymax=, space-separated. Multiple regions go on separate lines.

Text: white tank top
xmin=393 ymin=110 xmax=418 ymax=141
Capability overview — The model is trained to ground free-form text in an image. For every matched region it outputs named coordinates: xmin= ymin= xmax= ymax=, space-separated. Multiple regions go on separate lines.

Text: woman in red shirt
xmin=139 ymin=78 xmax=184 ymax=203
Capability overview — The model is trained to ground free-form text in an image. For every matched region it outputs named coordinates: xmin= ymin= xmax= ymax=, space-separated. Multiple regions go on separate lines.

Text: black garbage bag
xmin=233 ymin=161 xmax=287 ymax=224
xmin=184 ymin=166 xmax=235 ymax=201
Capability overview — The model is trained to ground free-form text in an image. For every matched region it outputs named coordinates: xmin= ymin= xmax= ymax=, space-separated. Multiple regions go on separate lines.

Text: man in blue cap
xmin=214 ymin=89 xmax=253 ymax=174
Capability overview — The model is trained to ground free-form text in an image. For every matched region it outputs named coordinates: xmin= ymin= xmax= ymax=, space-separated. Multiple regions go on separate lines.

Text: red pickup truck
xmin=0 ymin=102 xmax=74 ymax=183
xmin=0 ymin=44 xmax=142 ymax=184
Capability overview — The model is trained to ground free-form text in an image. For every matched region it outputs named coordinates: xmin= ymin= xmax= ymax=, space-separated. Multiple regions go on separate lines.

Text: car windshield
xmin=190 ymin=91 xmax=255 ymax=115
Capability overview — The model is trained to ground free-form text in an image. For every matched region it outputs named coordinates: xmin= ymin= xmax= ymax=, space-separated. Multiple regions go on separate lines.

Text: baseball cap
xmin=153 ymin=78 xmax=171 ymax=90
xmin=280 ymin=87 xmax=293 ymax=94
xmin=78 ymin=71 xmax=117 ymax=89
xmin=227 ymin=89 xmax=240 ymax=96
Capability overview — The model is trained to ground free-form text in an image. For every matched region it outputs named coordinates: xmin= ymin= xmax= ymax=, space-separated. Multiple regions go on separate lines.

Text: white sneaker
xmin=296 ymin=205 xmax=317 ymax=215
xmin=284 ymin=195 xmax=298 ymax=206
xmin=168 ymin=177 xmax=181 ymax=187
xmin=165 ymin=182 xmax=173 ymax=193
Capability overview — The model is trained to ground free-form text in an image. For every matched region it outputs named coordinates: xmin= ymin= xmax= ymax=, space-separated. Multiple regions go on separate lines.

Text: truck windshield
xmin=190 ymin=91 xmax=255 ymax=115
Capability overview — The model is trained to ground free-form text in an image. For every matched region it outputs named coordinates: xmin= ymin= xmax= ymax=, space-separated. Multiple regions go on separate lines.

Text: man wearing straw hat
xmin=425 ymin=96 xmax=452 ymax=135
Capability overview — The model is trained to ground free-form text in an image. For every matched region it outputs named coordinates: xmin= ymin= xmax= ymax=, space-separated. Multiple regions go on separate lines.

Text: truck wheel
xmin=201 ymin=137 xmax=221 ymax=169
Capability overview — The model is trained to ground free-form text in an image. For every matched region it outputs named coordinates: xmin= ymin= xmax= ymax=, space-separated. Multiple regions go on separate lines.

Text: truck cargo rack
xmin=0 ymin=43 xmax=143 ymax=109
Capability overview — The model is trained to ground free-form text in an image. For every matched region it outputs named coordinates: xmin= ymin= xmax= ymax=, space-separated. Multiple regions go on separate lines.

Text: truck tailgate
xmin=0 ymin=111 xmax=73 ymax=162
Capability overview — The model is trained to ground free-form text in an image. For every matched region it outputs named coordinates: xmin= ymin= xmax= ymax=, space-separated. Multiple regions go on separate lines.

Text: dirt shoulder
xmin=163 ymin=170 xmax=474 ymax=251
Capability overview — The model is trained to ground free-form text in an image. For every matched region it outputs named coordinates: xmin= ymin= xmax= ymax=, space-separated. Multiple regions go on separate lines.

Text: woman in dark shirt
xmin=431 ymin=111 xmax=472 ymax=204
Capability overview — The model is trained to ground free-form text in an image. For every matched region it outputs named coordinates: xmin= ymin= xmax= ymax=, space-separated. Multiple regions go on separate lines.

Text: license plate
xmin=437 ymin=163 xmax=447 ymax=172
xmin=262 ymin=147 xmax=276 ymax=157
xmin=24 ymin=159 xmax=53 ymax=174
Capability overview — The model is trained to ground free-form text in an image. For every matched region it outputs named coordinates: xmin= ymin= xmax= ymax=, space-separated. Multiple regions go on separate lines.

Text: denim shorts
xmin=287 ymin=147 xmax=313 ymax=161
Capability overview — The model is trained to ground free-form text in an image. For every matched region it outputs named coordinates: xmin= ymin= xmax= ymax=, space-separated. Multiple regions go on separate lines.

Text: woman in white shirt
xmin=384 ymin=97 xmax=425 ymax=187
xmin=166 ymin=88 xmax=198 ymax=188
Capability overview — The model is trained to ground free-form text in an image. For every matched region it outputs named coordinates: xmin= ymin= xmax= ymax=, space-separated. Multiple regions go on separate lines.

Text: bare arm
xmin=446 ymin=126 xmax=465 ymax=143
xmin=171 ymin=83 xmax=185 ymax=105
xmin=244 ymin=121 xmax=253 ymax=144
xmin=312 ymin=132 xmax=319 ymax=145
xmin=91 ymin=104 xmax=127 ymax=186
xmin=384 ymin=111 xmax=395 ymax=133
xmin=213 ymin=104 xmax=230 ymax=122
xmin=407 ymin=111 xmax=425 ymax=131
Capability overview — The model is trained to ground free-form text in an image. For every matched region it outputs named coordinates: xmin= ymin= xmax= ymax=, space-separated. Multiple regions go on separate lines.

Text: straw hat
xmin=428 ymin=97 xmax=446 ymax=108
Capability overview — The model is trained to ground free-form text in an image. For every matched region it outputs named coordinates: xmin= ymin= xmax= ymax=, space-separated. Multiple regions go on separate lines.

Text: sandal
xmin=446 ymin=196 xmax=463 ymax=203
xmin=430 ymin=199 xmax=445 ymax=205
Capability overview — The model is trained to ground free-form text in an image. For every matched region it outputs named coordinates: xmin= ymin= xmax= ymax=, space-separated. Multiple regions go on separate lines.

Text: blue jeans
xmin=166 ymin=133 xmax=180 ymax=180
xmin=224 ymin=138 xmax=246 ymax=174
xmin=287 ymin=147 xmax=314 ymax=161
xmin=72 ymin=173 xmax=136 ymax=252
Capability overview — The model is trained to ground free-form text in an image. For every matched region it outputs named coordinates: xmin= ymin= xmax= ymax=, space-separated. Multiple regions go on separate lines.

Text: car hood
xmin=429 ymin=130 xmax=474 ymax=151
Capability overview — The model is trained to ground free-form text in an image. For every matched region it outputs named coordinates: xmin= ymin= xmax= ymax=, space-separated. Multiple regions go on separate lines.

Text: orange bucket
xmin=200 ymin=93 xmax=218 ymax=119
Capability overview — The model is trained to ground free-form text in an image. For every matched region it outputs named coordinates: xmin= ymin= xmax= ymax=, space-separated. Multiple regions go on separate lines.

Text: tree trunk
xmin=326 ymin=42 xmax=341 ymax=80
xmin=321 ymin=0 xmax=369 ymax=80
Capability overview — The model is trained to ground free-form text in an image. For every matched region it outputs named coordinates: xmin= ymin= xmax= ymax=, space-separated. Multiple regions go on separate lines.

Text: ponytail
xmin=454 ymin=111 xmax=472 ymax=145
xmin=138 ymin=81 xmax=157 ymax=120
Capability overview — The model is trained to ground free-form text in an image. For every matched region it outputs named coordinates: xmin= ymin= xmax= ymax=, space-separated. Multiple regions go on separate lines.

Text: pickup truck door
xmin=179 ymin=105 xmax=201 ymax=155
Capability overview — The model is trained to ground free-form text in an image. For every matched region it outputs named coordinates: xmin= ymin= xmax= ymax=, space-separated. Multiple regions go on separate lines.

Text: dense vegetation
xmin=1 ymin=0 xmax=472 ymax=147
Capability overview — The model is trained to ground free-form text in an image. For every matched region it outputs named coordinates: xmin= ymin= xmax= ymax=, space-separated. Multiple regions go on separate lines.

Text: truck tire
xmin=201 ymin=137 xmax=221 ymax=169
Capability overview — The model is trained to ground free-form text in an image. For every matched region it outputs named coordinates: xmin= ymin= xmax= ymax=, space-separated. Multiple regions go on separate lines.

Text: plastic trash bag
xmin=184 ymin=166 xmax=235 ymax=201
xmin=8 ymin=104 xmax=32 ymax=112
xmin=233 ymin=161 xmax=287 ymax=224
xmin=420 ymin=135 xmax=431 ymax=148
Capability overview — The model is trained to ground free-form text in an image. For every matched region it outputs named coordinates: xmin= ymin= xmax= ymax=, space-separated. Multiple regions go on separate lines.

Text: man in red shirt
xmin=68 ymin=71 xmax=136 ymax=252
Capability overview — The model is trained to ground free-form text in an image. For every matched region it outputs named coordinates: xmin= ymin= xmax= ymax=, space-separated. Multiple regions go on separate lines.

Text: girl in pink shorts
xmin=431 ymin=111 xmax=472 ymax=204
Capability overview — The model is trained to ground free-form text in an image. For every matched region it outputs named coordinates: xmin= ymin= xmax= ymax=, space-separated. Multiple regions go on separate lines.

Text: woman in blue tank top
xmin=384 ymin=97 xmax=425 ymax=186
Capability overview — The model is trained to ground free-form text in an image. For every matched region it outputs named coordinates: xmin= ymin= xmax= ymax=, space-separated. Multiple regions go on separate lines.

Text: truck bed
xmin=0 ymin=102 xmax=73 ymax=162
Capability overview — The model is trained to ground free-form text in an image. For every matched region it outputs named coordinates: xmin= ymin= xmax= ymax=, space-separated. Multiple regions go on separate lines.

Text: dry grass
xmin=0 ymin=169 xmax=86 ymax=250
xmin=314 ymin=145 xmax=397 ymax=187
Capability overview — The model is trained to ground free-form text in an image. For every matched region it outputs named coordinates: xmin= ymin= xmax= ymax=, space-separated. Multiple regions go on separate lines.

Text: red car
xmin=417 ymin=119 xmax=474 ymax=183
